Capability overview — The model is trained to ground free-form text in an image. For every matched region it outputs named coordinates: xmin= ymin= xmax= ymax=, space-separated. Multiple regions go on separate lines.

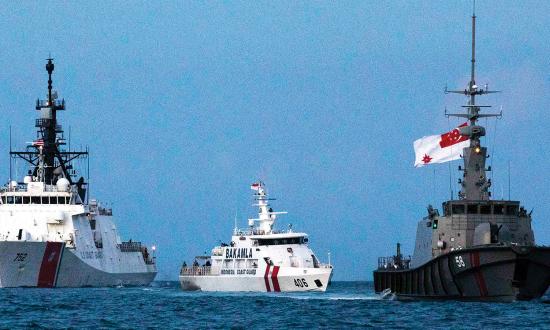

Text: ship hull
xmin=0 ymin=241 xmax=156 ymax=288
xmin=373 ymin=245 xmax=550 ymax=302
xmin=180 ymin=267 xmax=332 ymax=292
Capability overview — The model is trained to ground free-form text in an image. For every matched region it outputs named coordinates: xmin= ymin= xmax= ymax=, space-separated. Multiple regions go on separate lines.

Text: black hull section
xmin=373 ymin=246 xmax=550 ymax=302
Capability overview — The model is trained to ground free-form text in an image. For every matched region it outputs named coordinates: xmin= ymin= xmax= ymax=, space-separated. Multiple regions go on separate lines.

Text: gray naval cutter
xmin=373 ymin=11 xmax=550 ymax=301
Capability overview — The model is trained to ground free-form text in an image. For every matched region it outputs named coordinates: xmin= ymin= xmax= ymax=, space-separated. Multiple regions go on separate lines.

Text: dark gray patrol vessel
xmin=373 ymin=11 xmax=550 ymax=301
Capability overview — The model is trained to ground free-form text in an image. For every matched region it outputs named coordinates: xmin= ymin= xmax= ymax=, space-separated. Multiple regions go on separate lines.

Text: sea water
xmin=1 ymin=281 xmax=549 ymax=329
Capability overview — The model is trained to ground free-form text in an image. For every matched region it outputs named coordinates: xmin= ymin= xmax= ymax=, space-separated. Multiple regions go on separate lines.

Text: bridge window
xmin=467 ymin=204 xmax=478 ymax=214
xmin=506 ymin=205 xmax=519 ymax=216
xmin=257 ymin=237 xmax=304 ymax=246
xmin=452 ymin=204 xmax=465 ymax=215
xmin=480 ymin=205 xmax=491 ymax=214
xmin=493 ymin=205 xmax=505 ymax=215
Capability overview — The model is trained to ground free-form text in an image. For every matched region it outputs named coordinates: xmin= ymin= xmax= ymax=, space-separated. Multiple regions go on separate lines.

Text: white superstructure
xmin=179 ymin=182 xmax=332 ymax=292
xmin=0 ymin=59 xmax=157 ymax=287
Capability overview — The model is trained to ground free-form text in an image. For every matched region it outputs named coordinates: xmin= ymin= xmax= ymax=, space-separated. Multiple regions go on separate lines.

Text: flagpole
xmin=448 ymin=161 xmax=453 ymax=200
xmin=432 ymin=168 xmax=436 ymax=202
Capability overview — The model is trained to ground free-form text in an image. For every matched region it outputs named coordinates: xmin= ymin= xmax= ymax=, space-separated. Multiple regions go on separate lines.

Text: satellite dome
xmin=23 ymin=176 xmax=33 ymax=184
xmin=9 ymin=181 xmax=18 ymax=189
xmin=56 ymin=178 xmax=70 ymax=192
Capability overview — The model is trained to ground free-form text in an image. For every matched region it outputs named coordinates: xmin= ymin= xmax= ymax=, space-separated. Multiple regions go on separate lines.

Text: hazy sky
xmin=1 ymin=1 xmax=548 ymax=280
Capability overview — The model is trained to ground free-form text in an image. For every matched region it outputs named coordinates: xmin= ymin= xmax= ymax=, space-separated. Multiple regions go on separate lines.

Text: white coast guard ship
xmin=180 ymin=182 xmax=333 ymax=292
xmin=0 ymin=59 xmax=157 ymax=287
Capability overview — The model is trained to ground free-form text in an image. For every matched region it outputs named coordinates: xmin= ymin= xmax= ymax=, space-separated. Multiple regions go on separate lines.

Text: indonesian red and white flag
xmin=414 ymin=122 xmax=470 ymax=167
xmin=250 ymin=183 xmax=260 ymax=191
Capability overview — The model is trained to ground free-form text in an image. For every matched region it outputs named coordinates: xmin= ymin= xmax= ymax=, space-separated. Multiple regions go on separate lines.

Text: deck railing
xmin=377 ymin=256 xmax=411 ymax=270
xmin=118 ymin=241 xmax=143 ymax=252
xmin=118 ymin=241 xmax=155 ymax=265
xmin=180 ymin=266 xmax=212 ymax=276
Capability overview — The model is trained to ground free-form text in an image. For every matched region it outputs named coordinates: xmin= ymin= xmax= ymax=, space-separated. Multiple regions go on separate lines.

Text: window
xmin=443 ymin=203 xmax=451 ymax=216
xmin=480 ymin=205 xmax=491 ymax=214
xmin=452 ymin=204 xmax=465 ymax=215
xmin=467 ymin=204 xmax=478 ymax=214
xmin=257 ymin=237 xmax=305 ymax=246
xmin=312 ymin=254 xmax=320 ymax=268
xmin=506 ymin=205 xmax=519 ymax=216
xmin=493 ymin=205 xmax=504 ymax=215
xmin=23 ymin=196 xmax=30 ymax=204
xmin=31 ymin=197 xmax=40 ymax=204
xmin=41 ymin=197 xmax=50 ymax=204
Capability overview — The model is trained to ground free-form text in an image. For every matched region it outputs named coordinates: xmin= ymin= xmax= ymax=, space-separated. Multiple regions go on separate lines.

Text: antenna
xmin=87 ymin=146 xmax=90 ymax=204
xmin=233 ymin=209 xmax=238 ymax=235
xmin=508 ymin=160 xmax=511 ymax=200
xmin=446 ymin=117 xmax=454 ymax=200
xmin=470 ymin=0 xmax=476 ymax=97
xmin=9 ymin=126 xmax=12 ymax=182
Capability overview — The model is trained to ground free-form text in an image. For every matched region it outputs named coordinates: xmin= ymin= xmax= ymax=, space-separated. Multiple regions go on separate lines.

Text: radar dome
xmin=54 ymin=211 xmax=64 ymax=221
xmin=9 ymin=181 xmax=18 ymax=188
xmin=23 ymin=176 xmax=33 ymax=184
xmin=56 ymin=178 xmax=70 ymax=192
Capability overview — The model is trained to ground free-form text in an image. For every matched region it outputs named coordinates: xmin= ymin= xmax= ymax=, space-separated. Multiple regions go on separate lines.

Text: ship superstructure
xmin=180 ymin=182 xmax=332 ymax=292
xmin=0 ymin=60 xmax=157 ymax=287
xmin=373 ymin=10 xmax=550 ymax=301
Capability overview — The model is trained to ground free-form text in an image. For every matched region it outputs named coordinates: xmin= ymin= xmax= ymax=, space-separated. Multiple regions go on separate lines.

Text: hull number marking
xmin=79 ymin=251 xmax=104 ymax=259
xmin=13 ymin=253 xmax=28 ymax=262
xmin=294 ymin=278 xmax=309 ymax=288
xmin=455 ymin=255 xmax=465 ymax=268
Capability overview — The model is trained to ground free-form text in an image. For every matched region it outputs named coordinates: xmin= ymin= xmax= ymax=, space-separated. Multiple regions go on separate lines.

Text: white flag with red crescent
xmin=413 ymin=123 xmax=470 ymax=167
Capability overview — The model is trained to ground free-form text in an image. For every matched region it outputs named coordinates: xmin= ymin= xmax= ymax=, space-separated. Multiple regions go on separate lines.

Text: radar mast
xmin=444 ymin=3 xmax=501 ymax=201
xmin=10 ymin=59 xmax=89 ymax=202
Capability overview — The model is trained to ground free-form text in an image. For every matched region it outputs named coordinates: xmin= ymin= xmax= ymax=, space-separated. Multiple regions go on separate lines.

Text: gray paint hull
xmin=374 ymin=245 xmax=550 ymax=302
xmin=0 ymin=241 xmax=156 ymax=288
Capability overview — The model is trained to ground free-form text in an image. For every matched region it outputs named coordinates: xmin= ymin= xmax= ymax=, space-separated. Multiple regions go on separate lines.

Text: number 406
xmin=294 ymin=278 xmax=308 ymax=287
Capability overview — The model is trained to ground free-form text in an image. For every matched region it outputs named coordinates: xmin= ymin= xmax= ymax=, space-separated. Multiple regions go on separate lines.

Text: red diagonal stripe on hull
xmin=37 ymin=242 xmax=64 ymax=288
xmin=271 ymin=266 xmax=281 ymax=292
xmin=470 ymin=252 xmax=488 ymax=297
xmin=264 ymin=264 xmax=271 ymax=292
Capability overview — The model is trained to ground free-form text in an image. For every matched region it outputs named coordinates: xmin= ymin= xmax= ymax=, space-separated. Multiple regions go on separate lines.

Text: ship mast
xmin=248 ymin=182 xmax=287 ymax=235
xmin=444 ymin=4 xmax=501 ymax=201
xmin=10 ymin=59 xmax=89 ymax=201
